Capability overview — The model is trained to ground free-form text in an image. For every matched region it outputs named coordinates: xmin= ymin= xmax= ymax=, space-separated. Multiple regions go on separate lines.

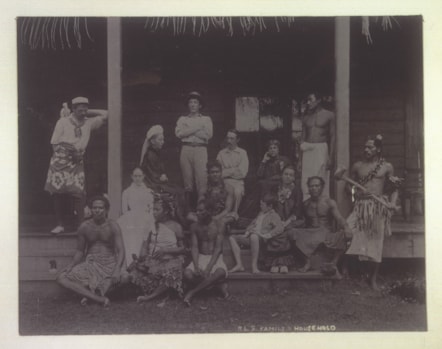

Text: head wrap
xmin=146 ymin=125 xmax=164 ymax=141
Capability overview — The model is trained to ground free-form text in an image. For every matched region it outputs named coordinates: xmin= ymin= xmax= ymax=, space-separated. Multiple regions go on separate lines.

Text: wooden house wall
xmin=18 ymin=17 xmax=422 ymax=216
xmin=350 ymin=95 xmax=406 ymax=178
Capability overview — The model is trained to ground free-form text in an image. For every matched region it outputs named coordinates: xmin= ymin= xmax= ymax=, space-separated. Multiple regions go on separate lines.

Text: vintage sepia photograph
xmin=17 ymin=15 xmax=426 ymax=335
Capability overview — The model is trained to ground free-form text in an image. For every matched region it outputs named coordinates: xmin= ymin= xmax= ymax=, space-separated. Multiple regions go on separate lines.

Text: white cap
xmin=71 ymin=96 xmax=89 ymax=105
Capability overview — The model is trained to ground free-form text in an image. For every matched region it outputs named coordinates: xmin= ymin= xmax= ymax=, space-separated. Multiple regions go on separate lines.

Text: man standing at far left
xmin=45 ymin=97 xmax=108 ymax=234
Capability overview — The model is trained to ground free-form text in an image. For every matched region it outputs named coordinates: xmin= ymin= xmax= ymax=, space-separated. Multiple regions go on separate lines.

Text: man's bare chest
xmin=304 ymin=114 xmax=330 ymax=128
xmin=196 ymin=225 xmax=217 ymax=242
xmin=85 ymin=223 xmax=114 ymax=243
xmin=357 ymin=164 xmax=388 ymax=180
xmin=305 ymin=201 xmax=329 ymax=218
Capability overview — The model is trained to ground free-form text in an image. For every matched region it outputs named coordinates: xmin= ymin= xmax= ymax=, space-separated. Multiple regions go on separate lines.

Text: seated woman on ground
xmin=117 ymin=166 xmax=154 ymax=267
xmin=257 ymin=139 xmax=292 ymax=195
xmin=128 ymin=195 xmax=186 ymax=303
xmin=140 ymin=124 xmax=187 ymax=223
xmin=229 ymin=193 xmax=289 ymax=274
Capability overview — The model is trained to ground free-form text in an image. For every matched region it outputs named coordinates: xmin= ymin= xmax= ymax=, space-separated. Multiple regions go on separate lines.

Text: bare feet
xmin=156 ymin=297 xmax=168 ymax=308
xmin=137 ymin=295 xmax=150 ymax=303
xmin=298 ymin=260 xmax=311 ymax=273
xmin=218 ymin=283 xmax=231 ymax=300
xmin=370 ymin=279 xmax=380 ymax=292
xmin=183 ymin=292 xmax=193 ymax=307
xmin=103 ymin=297 xmax=110 ymax=308
xmin=251 ymin=267 xmax=261 ymax=274
xmin=334 ymin=268 xmax=343 ymax=280
xmin=228 ymin=264 xmax=245 ymax=273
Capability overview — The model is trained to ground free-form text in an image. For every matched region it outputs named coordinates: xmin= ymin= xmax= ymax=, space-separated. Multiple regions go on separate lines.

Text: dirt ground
xmin=19 ymin=272 xmax=426 ymax=335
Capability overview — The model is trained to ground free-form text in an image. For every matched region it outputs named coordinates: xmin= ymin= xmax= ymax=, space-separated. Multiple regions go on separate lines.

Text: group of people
xmin=46 ymin=91 xmax=401 ymax=307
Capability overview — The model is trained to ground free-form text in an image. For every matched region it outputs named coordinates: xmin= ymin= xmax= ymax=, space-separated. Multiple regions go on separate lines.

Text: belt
xmin=182 ymin=142 xmax=207 ymax=147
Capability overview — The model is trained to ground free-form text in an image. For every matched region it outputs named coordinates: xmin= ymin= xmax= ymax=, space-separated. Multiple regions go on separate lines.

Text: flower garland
xmin=278 ymin=183 xmax=295 ymax=203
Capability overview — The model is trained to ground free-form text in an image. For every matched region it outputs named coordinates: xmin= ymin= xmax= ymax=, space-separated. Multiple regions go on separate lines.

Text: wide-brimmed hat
xmin=186 ymin=91 xmax=204 ymax=108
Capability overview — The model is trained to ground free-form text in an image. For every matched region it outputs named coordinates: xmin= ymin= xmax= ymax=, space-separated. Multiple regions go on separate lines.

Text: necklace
xmin=359 ymin=157 xmax=385 ymax=186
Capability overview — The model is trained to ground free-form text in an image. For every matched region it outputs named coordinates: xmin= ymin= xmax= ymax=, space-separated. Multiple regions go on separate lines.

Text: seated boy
xmin=228 ymin=193 xmax=285 ymax=274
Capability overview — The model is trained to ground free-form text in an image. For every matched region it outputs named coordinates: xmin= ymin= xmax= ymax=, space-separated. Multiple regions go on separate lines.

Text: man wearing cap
xmin=175 ymin=92 xmax=213 ymax=208
xmin=45 ymin=97 xmax=108 ymax=234
xmin=216 ymin=129 xmax=249 ymax=214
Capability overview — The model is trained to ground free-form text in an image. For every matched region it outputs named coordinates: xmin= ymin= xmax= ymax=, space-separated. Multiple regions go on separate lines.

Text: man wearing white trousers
xmin=175 ymin=91 xmax=213 ymax=208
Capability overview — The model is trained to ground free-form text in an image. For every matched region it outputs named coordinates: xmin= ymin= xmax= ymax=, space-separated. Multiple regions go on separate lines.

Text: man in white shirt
xmin=216 ymin=129 xmax=249 ymax=213
xmin=175 ymin=91 xmax=213 ymax=208
xmin=45 ymin=97 xmax=108 ymax=234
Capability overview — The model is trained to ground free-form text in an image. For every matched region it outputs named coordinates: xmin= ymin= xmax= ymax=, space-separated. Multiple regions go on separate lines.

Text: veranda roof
xmin=19 ymin=16 xmax=399 ymax=50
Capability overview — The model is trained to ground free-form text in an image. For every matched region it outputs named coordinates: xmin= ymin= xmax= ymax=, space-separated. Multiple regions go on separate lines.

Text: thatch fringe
xmin=142 ymin=16 xmax=295 ymax=37
xmin=362 ymin=16 xmax=400 ymax=45
xmin=19 ymin=16 xmax=398 ymax=50
xmin=19 ymin=17 xmax=93 ymax=50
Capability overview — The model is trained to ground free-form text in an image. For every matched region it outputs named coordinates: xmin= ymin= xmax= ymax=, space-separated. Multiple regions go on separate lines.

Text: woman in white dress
xmin=117 ymin=167 xmax=154 ymax=265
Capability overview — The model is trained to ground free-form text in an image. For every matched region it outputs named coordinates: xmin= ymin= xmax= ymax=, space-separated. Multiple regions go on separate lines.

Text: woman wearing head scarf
xmin=140 ymin=124 xmax=187 ymax=223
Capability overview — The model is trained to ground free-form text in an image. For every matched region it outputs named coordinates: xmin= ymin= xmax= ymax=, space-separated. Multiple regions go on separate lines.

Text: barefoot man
xmin=45 ymin=97 xmax=108 ymax=234
xmin=345 ymin=135 xmax=400 ymax=290
xmin=183 ymin=200 xmax=229 ymax=306
xmin=293 ymin=176 xmax=351 ymax=276
xmin=57 ymin=195 xmax=125 ymax=306
xmin=300 ymin=92 xmax=335 ymax=199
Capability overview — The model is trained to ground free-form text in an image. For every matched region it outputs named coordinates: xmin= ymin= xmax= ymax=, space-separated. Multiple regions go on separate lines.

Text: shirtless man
xmin=204 ymin=161 xmax=238 ymax=222
xmin=57 ymin=196 xmax=125 ymax=306
xmin=187 ymin=161 xmax=237 ymax=224
xmin=295 ymin=176 xmax=351 ymax=277
xmin=300 ymin=92 xmax=335 ymax=199
xmin=183 ymin=200 xmax=229 ymax=306
xmin=345 ymin=135 xmax=400 ymax=290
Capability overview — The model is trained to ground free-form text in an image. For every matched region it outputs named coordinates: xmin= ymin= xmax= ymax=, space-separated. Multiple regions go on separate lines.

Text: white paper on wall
xmin=235 ymin=97 xmax=260 ymax=132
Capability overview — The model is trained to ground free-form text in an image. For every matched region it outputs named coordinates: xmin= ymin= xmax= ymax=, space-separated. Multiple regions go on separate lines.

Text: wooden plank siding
xmin=120 ymin=93 xmax=293 ymax=189
xmin=350 ymin=97 xmax=406 ymax=178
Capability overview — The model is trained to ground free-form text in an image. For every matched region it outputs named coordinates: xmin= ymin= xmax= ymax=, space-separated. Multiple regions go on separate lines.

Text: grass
xmin=19 ymin=276 xmax=426 ymax=335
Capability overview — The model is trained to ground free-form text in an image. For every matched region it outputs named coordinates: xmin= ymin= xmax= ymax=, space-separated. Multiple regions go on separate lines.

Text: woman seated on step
xmin=228 ymin=193 xmax=292 ymax=274
xmin=271 ymin=165 xmax=304 ymax=230
xmin=128 ymin=195 xmax=186 ymax=303
xmin=140 ymin=124 xmax=187 ymax=224
xmin=257 ymin=139 xmax=292 ymax=195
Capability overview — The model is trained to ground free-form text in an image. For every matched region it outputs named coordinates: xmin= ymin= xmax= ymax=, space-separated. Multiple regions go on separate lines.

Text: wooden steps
xmin=18 ymin=218 xmax=425 ymax=283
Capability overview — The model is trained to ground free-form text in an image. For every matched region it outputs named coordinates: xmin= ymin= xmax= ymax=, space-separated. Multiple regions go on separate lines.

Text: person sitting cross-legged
xmin=128 ymin=195 xmax=186 ymax=303
xmin=57 ymin=195 xmax=125 ymax=307
xmin=183 ymin=199 xmax=229 ymax=306
xmin=291 ymin=176 xmax=351 ymax=277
